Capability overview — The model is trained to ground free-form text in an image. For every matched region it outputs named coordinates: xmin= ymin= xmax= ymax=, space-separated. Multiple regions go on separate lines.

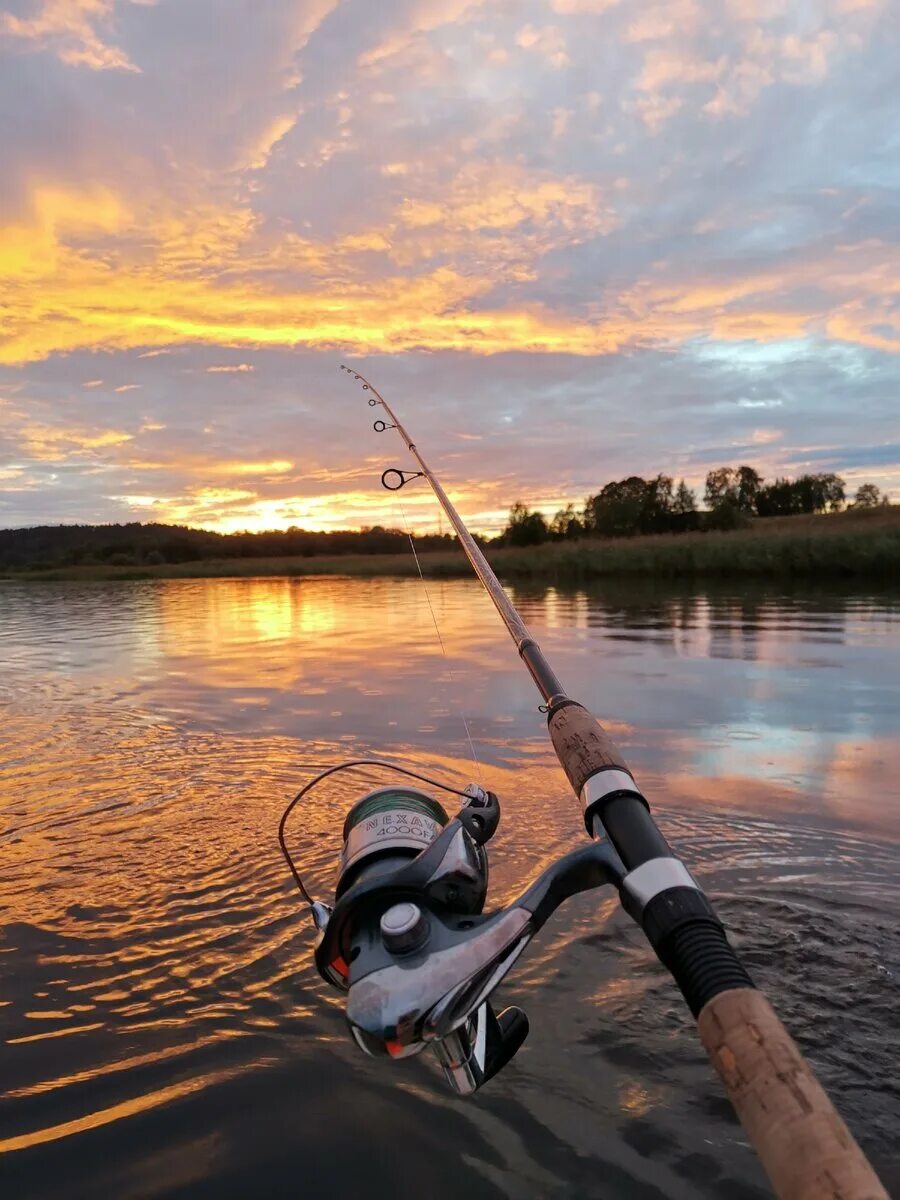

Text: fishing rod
xmin=279 ymin=367 xmax=886 ymax=1200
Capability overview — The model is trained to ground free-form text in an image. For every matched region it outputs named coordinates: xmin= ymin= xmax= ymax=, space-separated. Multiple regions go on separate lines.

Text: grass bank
xmin=4 ymin=507 xmax=898 ymax=583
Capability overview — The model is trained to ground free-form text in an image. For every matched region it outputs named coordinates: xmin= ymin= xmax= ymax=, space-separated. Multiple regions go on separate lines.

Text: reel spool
xmin=337 ymin=786 xmax=450 ymax=896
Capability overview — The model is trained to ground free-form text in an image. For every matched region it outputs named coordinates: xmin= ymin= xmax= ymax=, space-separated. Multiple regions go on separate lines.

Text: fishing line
xmin=394 ymin=494 xmax=483 ymax=786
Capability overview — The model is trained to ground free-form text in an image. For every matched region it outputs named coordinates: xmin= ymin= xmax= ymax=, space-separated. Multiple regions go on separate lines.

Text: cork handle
xmin=548 ymin=702 xmax=629 ymax=793
xmin=698 ymin=988 xmax=887 ymax=1200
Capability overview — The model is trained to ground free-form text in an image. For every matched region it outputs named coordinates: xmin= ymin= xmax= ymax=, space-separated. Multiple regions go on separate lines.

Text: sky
xmin=1 ymin=0 xmax=898 ymax=534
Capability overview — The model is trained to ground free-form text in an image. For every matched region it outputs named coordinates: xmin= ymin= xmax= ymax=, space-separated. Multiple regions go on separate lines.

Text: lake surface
xmin=1 ymin=576 xmax=898 ymax=1199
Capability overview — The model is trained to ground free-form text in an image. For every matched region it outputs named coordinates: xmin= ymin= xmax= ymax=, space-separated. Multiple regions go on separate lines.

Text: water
xmin=1 ymin=576 xmax=898 ymax=1198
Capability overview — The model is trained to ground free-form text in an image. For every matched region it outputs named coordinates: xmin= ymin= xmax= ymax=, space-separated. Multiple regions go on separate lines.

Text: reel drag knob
xmin=380 ymin=902 xmax=428 ymax=955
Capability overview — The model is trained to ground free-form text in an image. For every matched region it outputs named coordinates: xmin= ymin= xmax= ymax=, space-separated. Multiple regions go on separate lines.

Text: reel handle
xmin=433 ymin=1001 xmax=529 ymax=1095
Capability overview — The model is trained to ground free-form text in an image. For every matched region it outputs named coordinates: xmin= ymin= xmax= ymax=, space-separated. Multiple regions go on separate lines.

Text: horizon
xmin=0 ymin=463 xmax=885 ymax=541
xmin=2 ymin=1 xmax=898 ymax=535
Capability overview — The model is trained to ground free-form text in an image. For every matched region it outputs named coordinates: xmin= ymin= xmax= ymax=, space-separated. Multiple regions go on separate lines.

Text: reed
xmin=487 ymin=513 xmax=900 ymax=582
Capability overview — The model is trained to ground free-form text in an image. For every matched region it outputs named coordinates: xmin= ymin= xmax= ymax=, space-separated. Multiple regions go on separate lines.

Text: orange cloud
xmin=0 ymin=180 xmax=632 ymax=362
xmin=826 ymin=307 xmax=900 ymax=353
xmin=357 ymin=0 xmax=489 ymax=68
xmin=398 ymin=163 xmax=610 ymax=235
xmin=1 ymin=161 xmax=897 ymax=369
xmin=150 ymin=487 xmax=419 ymax=534
xmin=10 ymin=420 xmax=134 ymax=461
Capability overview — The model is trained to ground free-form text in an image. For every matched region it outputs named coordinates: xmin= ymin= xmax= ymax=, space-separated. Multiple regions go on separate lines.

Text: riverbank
xmin=4 ymin=507 xmax=898 ymax=582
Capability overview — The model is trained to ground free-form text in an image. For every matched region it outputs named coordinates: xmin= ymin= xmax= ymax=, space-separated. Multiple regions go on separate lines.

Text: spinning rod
xmin=279 ymin=367 xmax=886 ymax=1200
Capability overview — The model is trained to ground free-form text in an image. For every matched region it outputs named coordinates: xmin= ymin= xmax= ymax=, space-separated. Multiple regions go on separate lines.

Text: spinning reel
xmin=282 ymin=763 xmax=626 ymax=1095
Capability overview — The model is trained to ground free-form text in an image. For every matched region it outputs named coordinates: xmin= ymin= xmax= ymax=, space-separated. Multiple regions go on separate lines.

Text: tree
xmin=645 ymin=474 xmax=674 ymax=526
xmin=854 ymin=483 xmax=882 ymax=509
xmin=673 ymin=480 xmax=697 ymax=515
xmin=821 ymin=473 xmax=846 ymax=512
xmin=582 ymin=474 xmax=685 ymax=538
xmin=503 ymin=502 xmax=549 ymax=546
xmin=792 ymin=473 xmax=846 ymax=514
xmin=586 ymin=478 xmax=646 ymax=538
xmin=704 ymin=465 xmax=762 ymax=513
xmin=705 ymin=501 xmax=751 ymax=531
xmin=756 ymin=478 xmax=802 ymax=517
xmin=549 ymin=503 xmax=582 ymax=540
xmin=705 ymin=467 xmax=737 ymax=508
xmin=756 ymin=473 xmax=845 ymax=517
xmin=736 ymin=465 xmax=763 ymax=513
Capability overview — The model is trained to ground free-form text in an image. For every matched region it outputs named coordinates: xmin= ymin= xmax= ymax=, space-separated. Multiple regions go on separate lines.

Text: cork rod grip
xmin=698 ymin=988 xmax=887 ymax=1200
xmin=547 ymin=702 xmax=630 ymax=792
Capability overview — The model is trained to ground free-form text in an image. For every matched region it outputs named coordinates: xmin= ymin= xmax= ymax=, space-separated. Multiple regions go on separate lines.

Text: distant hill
xmin=0 ymin=522 xmax=457 ymax=571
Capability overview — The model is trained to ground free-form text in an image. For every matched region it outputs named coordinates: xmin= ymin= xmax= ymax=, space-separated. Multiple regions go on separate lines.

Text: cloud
xmin=550 ymin=0 xmax=620 ymax=12
xmin=0 ymin=405 xmax=134 ymax=462
xmin=356 ymin=0 xmax=490 ymax=68
xmin=0 ymin=0 xmax=144 ymax=71
xmin=0 ymin=0 xmax=897 ymax=531
xmin=241 ymin=112 xmax=300 ymax=172
xmin=514 ymin=24 xmax=569 ymax=69
xmin=397 ymin=162 xmax=611 ymax=235
xmin=750 ymin=427 xmax=782 ymax=444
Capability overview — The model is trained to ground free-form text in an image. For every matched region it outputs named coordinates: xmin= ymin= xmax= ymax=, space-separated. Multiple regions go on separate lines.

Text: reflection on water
xmin=1 ymin=577 xmax=898 ymax=1199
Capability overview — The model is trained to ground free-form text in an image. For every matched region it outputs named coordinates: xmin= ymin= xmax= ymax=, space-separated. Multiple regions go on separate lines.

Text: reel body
xmin=295 ymin=767 xmax=626 ymax=1095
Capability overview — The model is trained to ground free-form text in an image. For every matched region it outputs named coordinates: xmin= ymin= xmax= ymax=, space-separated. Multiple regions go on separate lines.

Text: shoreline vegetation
xmin=4 ymin=507 xmax=898 ymax=583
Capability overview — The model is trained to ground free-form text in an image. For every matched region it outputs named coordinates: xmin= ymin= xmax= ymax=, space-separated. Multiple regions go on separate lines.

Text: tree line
xmin=0 ymin=522 xmax=459 ymax=570
xmin=498 ymin=468 xmax=889 ymax=547
xmin=2 ymin=474 xmax=890 ymax=570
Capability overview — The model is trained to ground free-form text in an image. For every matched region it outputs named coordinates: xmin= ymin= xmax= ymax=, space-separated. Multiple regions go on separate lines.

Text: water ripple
xmin=1 ymin=578 xmax=898 ymax=1199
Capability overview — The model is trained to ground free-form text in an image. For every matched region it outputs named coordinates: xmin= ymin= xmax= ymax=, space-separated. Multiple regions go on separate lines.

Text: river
xmin=1 ymin=576 xmax=898 ymax=1198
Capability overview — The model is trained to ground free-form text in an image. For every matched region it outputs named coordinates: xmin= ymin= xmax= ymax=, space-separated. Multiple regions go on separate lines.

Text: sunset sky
xmin=1 ymin=0 xmax=897 ymax=533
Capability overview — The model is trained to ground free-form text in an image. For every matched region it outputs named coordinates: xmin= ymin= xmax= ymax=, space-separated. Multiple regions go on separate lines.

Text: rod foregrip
xmin=547 ymin=702 xmax=671 ymax=863
xmin=698 ymin=988 xmax=887 ymax=1200
xmin=548 ymin=700 xmax=631 ymax=786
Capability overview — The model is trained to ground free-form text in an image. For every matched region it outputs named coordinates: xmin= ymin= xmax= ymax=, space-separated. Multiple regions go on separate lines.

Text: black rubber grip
xmin=657 ymin=919 xmax=755 ymax=1017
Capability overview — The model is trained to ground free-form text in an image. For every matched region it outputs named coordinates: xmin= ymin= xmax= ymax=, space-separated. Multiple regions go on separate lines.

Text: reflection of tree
xmin=507 ymin=580 xmax=894 ymax=668
xmin=511 ymin=579 xmax=705 ymax=655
